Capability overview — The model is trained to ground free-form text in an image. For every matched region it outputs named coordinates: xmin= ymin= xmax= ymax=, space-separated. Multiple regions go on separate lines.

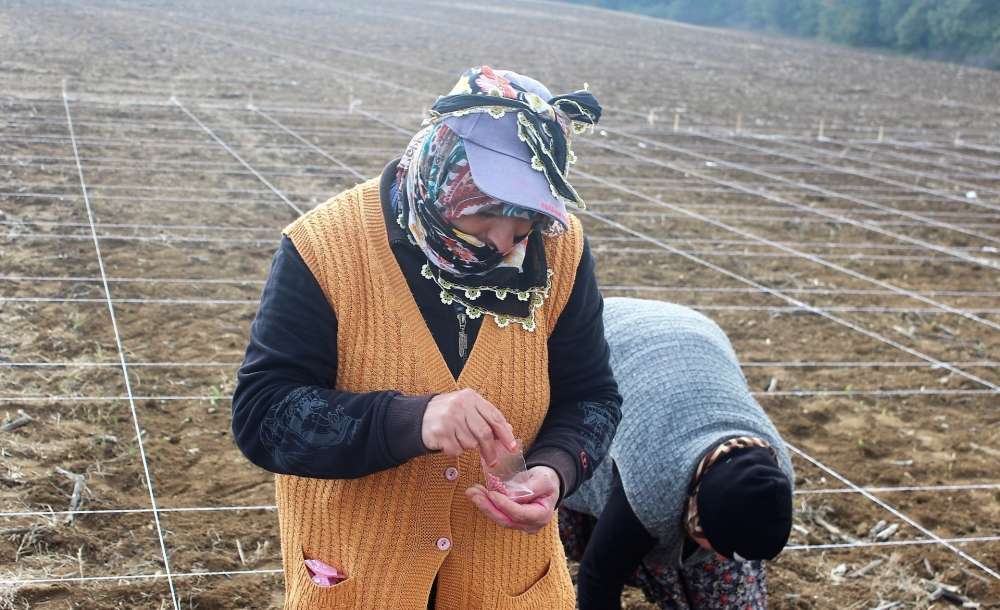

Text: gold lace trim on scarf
xmin=421 ymin=263 xmax=552 ymax=332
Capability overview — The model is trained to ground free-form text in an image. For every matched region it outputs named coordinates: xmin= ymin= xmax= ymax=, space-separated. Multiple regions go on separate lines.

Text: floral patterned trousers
xmin=559 ymin=507 xmax=768 ymax=609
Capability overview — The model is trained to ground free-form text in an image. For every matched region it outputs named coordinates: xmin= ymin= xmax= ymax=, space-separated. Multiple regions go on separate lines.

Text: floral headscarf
xmin=391 ymin=66 xmax=602 ymax=331
xmin=430 ymin=66 xmax=602 ymax=210
xmin=395 ymin=122 xmax=542 ymax=277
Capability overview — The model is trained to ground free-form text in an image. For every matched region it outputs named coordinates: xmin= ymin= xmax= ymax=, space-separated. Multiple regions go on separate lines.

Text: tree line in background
xmin=561 ymin=0 xmax=1000 ymax=69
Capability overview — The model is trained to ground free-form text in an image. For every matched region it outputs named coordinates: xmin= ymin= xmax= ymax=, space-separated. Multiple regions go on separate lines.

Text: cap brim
xmin=463 ymin=138 xmax=569 ymax=228
xmin=444 ymin=113 xmax=569 ymax=229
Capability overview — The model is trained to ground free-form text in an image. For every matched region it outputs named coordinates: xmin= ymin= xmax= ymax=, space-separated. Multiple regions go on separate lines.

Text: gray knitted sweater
xmin=562 ymin=297 xmax=794 ymax=564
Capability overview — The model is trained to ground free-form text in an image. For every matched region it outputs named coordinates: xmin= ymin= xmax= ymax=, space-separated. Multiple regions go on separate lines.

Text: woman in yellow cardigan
xmin=232 ymin=66 xmax=622 ymax=609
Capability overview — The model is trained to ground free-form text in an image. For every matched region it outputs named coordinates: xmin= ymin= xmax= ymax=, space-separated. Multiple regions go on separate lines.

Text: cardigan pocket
xmin=496 ymin=559 xmax=567 ymax=610
xmin=285 ymin=547 xmax=358 ymax=609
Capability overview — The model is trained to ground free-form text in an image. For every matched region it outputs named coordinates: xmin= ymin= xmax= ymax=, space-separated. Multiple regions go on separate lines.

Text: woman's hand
xmin=422 ymin=388 xmax=517 ymax=467
xmin=465 ymin=466 xmax=560 ymax=533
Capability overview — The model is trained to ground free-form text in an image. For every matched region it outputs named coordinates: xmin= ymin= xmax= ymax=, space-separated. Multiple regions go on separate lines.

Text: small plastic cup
xmin=482 ymin=439 xmax=534 ymax=499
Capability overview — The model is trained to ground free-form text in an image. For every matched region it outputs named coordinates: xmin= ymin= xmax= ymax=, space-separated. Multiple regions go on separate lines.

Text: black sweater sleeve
xmin=525 ymin=238 xmax=623 ymax=502
xmin=231 ymin=237 xmax=430 ymax=479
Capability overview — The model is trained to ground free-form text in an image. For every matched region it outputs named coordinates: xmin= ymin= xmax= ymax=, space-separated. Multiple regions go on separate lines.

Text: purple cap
xmin=443 ymin=113 xmax=568 ymax=228
xmin=441 ymin=70 xmax=569 ymax=229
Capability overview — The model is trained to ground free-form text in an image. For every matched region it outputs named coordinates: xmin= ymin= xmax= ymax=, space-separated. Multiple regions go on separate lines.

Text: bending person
xmin=560 ymin=297 xmax=794 ymax=610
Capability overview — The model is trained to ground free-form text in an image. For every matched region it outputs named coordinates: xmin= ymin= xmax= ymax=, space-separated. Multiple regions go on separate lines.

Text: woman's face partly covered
xmin=449 ymin=207 xmax=538 ymax=255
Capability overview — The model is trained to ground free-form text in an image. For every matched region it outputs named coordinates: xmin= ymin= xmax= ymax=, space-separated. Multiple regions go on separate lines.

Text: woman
xmin=231 ymin=66 xmax=622 ymax=610
xmin=559 ymin=297 xmax=795 ymax=610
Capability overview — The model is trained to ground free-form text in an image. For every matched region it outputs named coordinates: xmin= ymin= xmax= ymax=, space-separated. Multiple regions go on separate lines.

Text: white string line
xmin=2 ymin=115 xmax=424 ymax=139
xmin=14 ymin=143 xmax=980 ymax=207
xmin=581 ymin=140 xmax=1000 ymax=334
xmin=246 ymin=105 xmax=366 ymax=181
xmin=0 ymin=153 xmax=400 ymax=172
xmin=11 ymin=93 xmax=993 ymax=140
xmin=757 ymin=389 xmax=995 ymax=397
xmin=2 ymin=360 xmax=996 ymax=370
xmin=593 ymin=132 xmax=1000 ymax=271
xmin=843 ymin=137 xmax=1000 ymax=176
xmin=5 ymin=294 xmax=1000 ymax=315
xmin=6 ymin=217 xmax=994 ymax=249
xmin=0 ymin=568 xmax=283 ymax=587
xmin=0 ymin=297 xmax=257 ymax=305
xmin=16 ymin=93 xmax=998 ymax=150
xmin=0 ymin=232 xmax=991 ymax=279
xmin=854 ymin=140 xmax=1000 ymax=174
xmin=6 ymin=274 xmax=999 ymax=298
xmin=0 ymin=360 xmax=1000 ymax=370
xmin=5 ymin=232 xmax=279 ymax=246
xmin=788 ymin=444 xmax=1000 ymax=580
xmin=0 ymin=153 xmax=391 ymax=173
xmin=7 ymin=195 xmax=999 ymax=231
xmin=0 ymin=362 xmax=237 ymax=367
xmin=749 ymin=134 xmax=1000 ymax=205
xmin=0 ymin=132 xmax=409 ymax=153
xmin=4 ymin=210 xmax=997 ymax=247
xmin=612 ymin=135 xmax=1000 ymax=184
xmin=9 ymin=535 xmax=1000 ymax=587
xmin=7 ymin=114 xmax=988 ymax=169
xmin=8 ymin=232 xmax=993 ymax=263
xmin=11 ymin=139 xmax=998 ymax=186
xmin=0 ymin=134 xmax=407 ymax=156
xmin=600 ymin=283 xmax=1000 ymax=298
xmin=3 ymin=94 xmax=422 ymax=121
xmin=3 ymin=483 xmax=996 ymax=521
xmin=61 ymin=86 xmax=179 ymax=609
xmin=831 ymin=156 xmax=999 ymax=201
xmin=133 ymin=99 xmax=296 ymax=223
xmin=300 ymin=108 xmax=1000 ymax=391
xmin=784 ymin=535 xmax=1000 ymax=551
xmin=579 ymin=192 xmax=1000 ymax=391
xmin=587 ymin=203 xmax=1000 ymax=223
xmin=0 ymin=155 xmax=361 ymax=177
xmin=4 ymin=391 xmax=993 ymax=402
xmin=695 ymin=130 xmax=1000 ymax=221
xmin=742 ymin=360 xmax=1000 ymax=368
xmin=879 ymin=138 xmax=1000 ymax=172
xmin=0 ymin=275 xmax=268 ymax=286
xmin=954 ymin=140 xmax=1000 ymax=156
xmin=11 ymin=148 xmax=998 ymax=198
xmin=0 ymin=221 xmax=276 ymax=233
xmin=13 ymin=169 xmax=960 ymax=197
xmin=0 ymin=93 xmax=977 ymax=139
xmin=1 ymin=183 xmax=299 ymax=196
xmin=593 ymin=246 xmax=974 ymax=264
xmin=0 ymin=191 xmax=290 ymax=208
xmin=4 ymin=76 xmax=994 ymax=144
xmin=9 ymin=177 xmax=999 ymax=211
xmin=0 ymin=505 xmax=277 ymax=519
xmin=617 ymin=132 xmax=1000 ymax=180
xmin=13 ymin=146 xmax=998 ymax=185
xmin=3 ymin=147 xmax=995 ymax=204
xmin=724 ymin=142 xmax=1000 ymax=211
xmin=795 ymin=483 xmax=1000 ymax=496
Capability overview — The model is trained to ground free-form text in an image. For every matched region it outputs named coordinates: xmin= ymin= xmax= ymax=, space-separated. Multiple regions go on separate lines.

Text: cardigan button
xmin=444 ymin=467 xmax=459 ymax=481
xmin=436 ymin=537 xmax=452 ymax=551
